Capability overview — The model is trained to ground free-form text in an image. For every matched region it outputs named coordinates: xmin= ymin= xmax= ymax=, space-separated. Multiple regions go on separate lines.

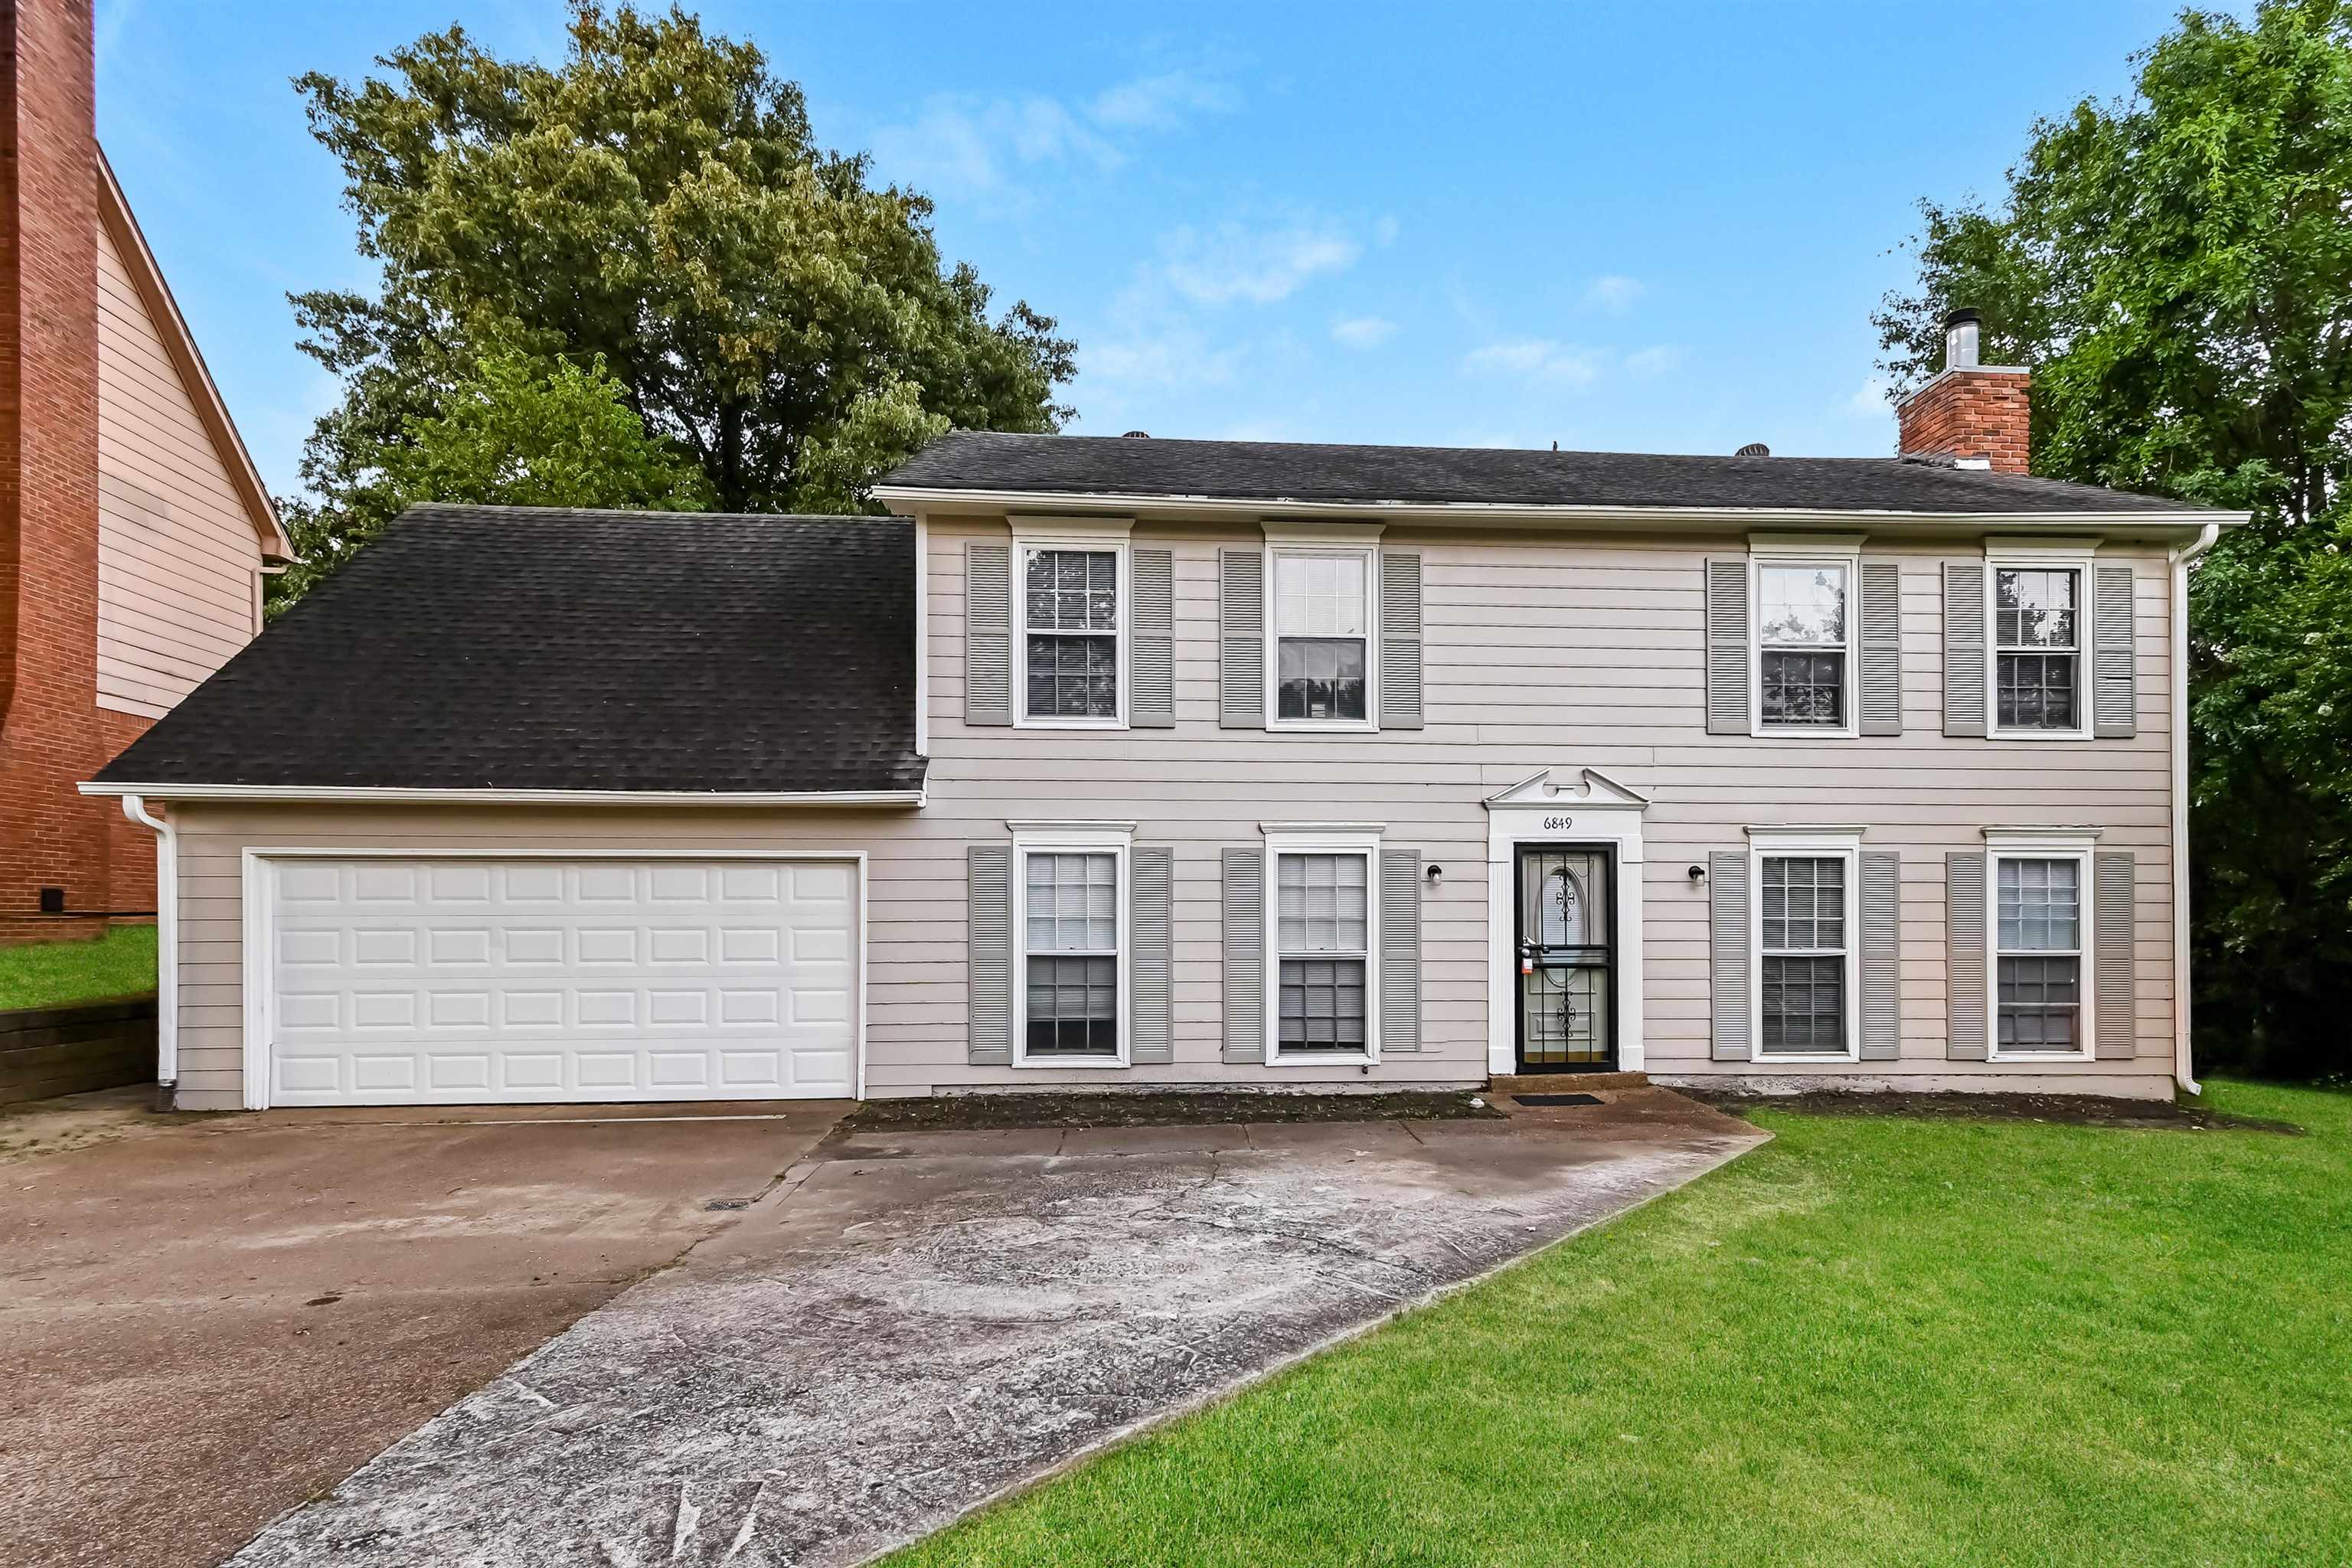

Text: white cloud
xmin=1584 ymin=275 xmax=1645 ymax=314
xmin=1088 ymin=68 xmax=1237 ymax=130
xmin=1625 ymin=344 xmax=1686 ymax=375
xmin=1161 ymin=220 xmax=1362 ymax=306
xmin=1845 ymin=376 xmax=1893 ymax=417
xmin=867 ymin=94 xmax=1120 ymax=199
xmin=1462 ymin=338 xmax=1604 ymax=386
xmin=1331 ymin=316 xmax=1396 ymax=350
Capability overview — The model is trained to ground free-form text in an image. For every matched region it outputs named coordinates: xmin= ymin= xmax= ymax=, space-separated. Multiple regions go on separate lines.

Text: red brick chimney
xmin=1895 ymin=308 xmax=2031 ymax=474
xmin=0 ymin=0 xmax=107 ymax=942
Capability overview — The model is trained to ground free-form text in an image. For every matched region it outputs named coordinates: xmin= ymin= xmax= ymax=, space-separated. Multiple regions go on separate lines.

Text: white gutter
xmin=2168 ymin=521 xmax=2223 ymax=1095
xmin=871 ymin=482 xmax=2235 ymax=536
xmin=119 ymin=795 xmax=176 ymax=1093
xmin=79 ymin=783 xmax=926 ymax=807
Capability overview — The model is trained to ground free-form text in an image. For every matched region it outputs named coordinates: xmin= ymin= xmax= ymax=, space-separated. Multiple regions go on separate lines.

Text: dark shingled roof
xmin=882 ymin=431 xmax=2219 ymax=516
xmin=96 ymin=506 xmax=925 ymax=795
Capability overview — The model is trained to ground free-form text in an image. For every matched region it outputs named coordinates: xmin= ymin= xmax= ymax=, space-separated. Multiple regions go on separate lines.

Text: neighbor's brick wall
xmin=0 ymin=0 xmax=110 ymax=945
xmin=1895 ymin=368 xmax=2030 ymax=475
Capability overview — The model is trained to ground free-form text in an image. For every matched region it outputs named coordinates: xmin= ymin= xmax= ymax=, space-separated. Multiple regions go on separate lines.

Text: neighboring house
xmin=86 ymin=313 xmax=2238 ymax=1112
xmin=1 ymin=0 xmax=292 ymax=945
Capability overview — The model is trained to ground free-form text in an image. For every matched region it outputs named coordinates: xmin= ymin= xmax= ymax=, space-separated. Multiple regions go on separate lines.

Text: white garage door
xmin=263 ymin=856 xmax=858 ymax=1106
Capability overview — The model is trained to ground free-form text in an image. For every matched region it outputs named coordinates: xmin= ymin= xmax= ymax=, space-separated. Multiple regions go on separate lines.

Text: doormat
xmin=1514 ymin=1093 xmax=1605 ymax=1107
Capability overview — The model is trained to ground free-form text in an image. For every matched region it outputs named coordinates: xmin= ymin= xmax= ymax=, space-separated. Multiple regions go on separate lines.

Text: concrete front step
xmin=1489 ymin=1071 xmax=1650 ymax=1097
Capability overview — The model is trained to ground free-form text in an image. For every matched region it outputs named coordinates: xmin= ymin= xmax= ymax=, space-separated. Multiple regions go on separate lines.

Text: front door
xmin=1514 ymin=845 xmax=1615 ymax=1072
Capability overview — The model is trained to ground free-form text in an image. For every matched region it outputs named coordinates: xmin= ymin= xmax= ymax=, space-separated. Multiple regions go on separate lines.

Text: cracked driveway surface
xmin=229 ymin=1089 xmax=1766 ymax=1568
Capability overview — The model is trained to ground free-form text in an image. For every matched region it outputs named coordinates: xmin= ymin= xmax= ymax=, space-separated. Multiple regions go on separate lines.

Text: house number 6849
xmin=1542 ymin=815 xmax=1573 ymax=831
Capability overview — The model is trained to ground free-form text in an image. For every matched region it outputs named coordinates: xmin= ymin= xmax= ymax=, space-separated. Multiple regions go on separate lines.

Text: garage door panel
xmin=266 ymin=857 xmax=857 ymax=1106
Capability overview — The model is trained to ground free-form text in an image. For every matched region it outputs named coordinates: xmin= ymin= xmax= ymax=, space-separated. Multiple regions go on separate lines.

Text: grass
xmin=888 ymin=1080 xmax=2352 ymax=1567
xmin=0 ymin=925 xmax=156 ymax=1011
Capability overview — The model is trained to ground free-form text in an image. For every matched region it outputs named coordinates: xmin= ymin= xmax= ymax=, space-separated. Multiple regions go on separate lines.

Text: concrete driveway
xmin=225 ymin=1089 xmax=1766 ymax=1568
xmin=0 ymin=1094 xmax=844 ymax=1568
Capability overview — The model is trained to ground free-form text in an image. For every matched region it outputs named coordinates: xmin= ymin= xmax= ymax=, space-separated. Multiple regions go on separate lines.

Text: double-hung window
xmin=1748 ymin=831 xmax=1860 ymax=1060
xmin=1992 ymin=564 xmax=2083 ymax=735
xmin=1014 ymin=831 xmax=1127 ymax=1065
xmin=1756 ymin=562 xmax=1850 ymax=730
xmin=1269 ymin=548 xmax=1374 ymax=727
xmin=1994 ymin=854 xmax=2086 ymax=1054
xmin=1266 ymin=835 xmax=1380 ymax=1060
xmin=1020 ymin=544 xmax=1122 ymax=725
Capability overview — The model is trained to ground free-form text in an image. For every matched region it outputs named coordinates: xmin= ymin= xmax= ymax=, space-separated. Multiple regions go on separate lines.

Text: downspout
xmin=2168 ymin=523 xmax=2222 ymax=1096
xmin=120 ymin=795 xmax=177 ymax=1105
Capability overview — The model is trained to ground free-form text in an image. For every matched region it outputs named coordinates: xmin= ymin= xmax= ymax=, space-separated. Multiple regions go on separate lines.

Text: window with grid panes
xmin=1758 ymin=564 xmax=1848 ymax=727
xmin=1996 ymin=856 xmax=2082 ymax=1052
xmin=1023 ymin=548 xmax=1118 ymax=720
xmin=1759 ymin=855 xmax=1847 ymax=1053
xmin=1272 ymin=553 xmax=1369 ymax=722
xmin=1276 ymin=852 xmax=1370 ymax=1053
xmin=1023 ymin=851 xmax=1118 ymax=1057
xmin=1994 ymin=568 xmax=2080 ymax=732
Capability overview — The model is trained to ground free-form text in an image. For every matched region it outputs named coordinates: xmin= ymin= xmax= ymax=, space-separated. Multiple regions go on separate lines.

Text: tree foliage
xmin=278 ymin=2 xmax=1072 ymax=603
xmin=273 ymin=351 xmax=711 ymax=605
xmin=1876 ymin=0 xmax=2352 ymax=1075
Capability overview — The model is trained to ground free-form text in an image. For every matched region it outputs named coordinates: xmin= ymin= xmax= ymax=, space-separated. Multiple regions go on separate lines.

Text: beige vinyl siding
xmin=158 ymin=514 xmax=2180 ymax=1109
xmin=924 ymin=515 xmax=2178 ymax=1094
xmin=94 ymin=217 xmax=262 ymax=719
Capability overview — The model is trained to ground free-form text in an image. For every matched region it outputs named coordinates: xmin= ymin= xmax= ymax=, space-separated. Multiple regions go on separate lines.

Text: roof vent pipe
xmin=1121 ymin=430 xmax=1151 ymax=439
xmin=1735 ymin=442 xmax=1770 ymax=457
xmin=1944 ymin=308 xmax=1981 ymax=371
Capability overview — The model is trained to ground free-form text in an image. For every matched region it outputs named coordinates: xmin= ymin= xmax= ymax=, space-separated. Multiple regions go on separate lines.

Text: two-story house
xmin=85 ymin=312 xmax=2235 ymax=1111
xmin=2 ymin=0 xmax=293 ymax=945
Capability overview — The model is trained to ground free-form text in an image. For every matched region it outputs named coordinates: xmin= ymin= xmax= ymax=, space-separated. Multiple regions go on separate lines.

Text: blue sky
xmin=94 ymin=1 xmax=2194 ymax=499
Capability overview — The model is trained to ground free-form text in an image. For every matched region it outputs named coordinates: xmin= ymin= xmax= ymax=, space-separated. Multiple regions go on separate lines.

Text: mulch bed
xmin=1684 ymin=1087 xmax=2301 ymax=1135
xmin=841 ymin=1089 xmax=1505 ymax=1132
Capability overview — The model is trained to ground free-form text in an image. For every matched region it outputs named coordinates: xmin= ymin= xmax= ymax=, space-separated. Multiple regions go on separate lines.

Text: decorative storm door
xmin=1515 ymin=846 xmax=1615 ymax=1071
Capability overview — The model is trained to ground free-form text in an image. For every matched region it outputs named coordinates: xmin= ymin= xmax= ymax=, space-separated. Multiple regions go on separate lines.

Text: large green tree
xmin=1876 ymin=0 xmax=2352 ymax=1075
xmin=273 ymin=350 xmax=713 ymax=604
xmin=281 ymin=2 xmax=1072 ymax=596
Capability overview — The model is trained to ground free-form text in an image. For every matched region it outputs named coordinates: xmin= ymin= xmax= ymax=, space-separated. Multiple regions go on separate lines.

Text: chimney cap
xmin=1943 ymin=306 xmax=1981 ymax=328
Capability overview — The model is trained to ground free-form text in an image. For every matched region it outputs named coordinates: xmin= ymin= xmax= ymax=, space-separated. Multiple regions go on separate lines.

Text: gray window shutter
xmin=1130 ymin=548 xmax=1175 ymax=728
xmin=1131 ymin=845 xmax=1174 ymax=1065
xmin=965 ymin=541 xmax=1013 ymax=727
xmin=1947 ymin=851 xmax=1988 ymax=1060
xmin=967 ymin=845 xmax=1012 ymax=1065
xmin=1221 ymin=847 xmax=1265 ymax=1063
xmin=1942 ymin=561 xmax=1986 ymax=737
xmin=2092 ymin=564 xmax=2137 ymax=739
xmin=1860 ymin=559 xmax=1903 ymax=736
xmin=1379 ymin=553 xmax=1424 ymax=730
xmin=1219 ymin=550 xmax=1264 ymax=729
xmin=1709 ymin=849 xmax=1750 ymax=1060
xmin=1380 ymin=848 xmax=1421 ymax=1052
xmin=2095 ymin=851 xmax=2137 ymax=1058
xmin=1705 ymin=559 xmax=1750 ymax=737
xmin=1860 ymin=850 xmax=1900 ymax=1060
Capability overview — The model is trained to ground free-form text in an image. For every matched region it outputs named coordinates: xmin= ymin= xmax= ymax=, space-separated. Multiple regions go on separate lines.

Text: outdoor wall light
xmin=1687 ymin=864 xmax=1707 ymax=884
xmin=1426 ymin=864 xmax=1444 ymax=886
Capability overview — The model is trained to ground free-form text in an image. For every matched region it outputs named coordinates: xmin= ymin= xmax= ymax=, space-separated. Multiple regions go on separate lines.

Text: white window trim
xmin=1263 ymin=542 xmax=1382 ymax=733
xmin=1010 ymin=824 xmax=1132 ymax=1070
xmin=1262 ymin=828 xmax=1383 ymax=1065
xmin=1747 ymin=828 xmax=1863 ymax=1063
xmin=1985 ymin=550 xmax=2096 ymax=742
xmin=1749 ymin=545 xmax=1860 ymax=740
xmin=1014 ymin=534 xmax=1129 ymax=730
xmin=1984 ymin=830 xmax=2098 ymax=1062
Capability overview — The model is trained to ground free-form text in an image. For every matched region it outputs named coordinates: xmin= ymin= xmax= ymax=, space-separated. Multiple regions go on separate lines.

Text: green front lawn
xmin=0 ymin=926 xmax=157 ymax=1011
xmin=891 ymin=1080 xmax=2352 ymax=1567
